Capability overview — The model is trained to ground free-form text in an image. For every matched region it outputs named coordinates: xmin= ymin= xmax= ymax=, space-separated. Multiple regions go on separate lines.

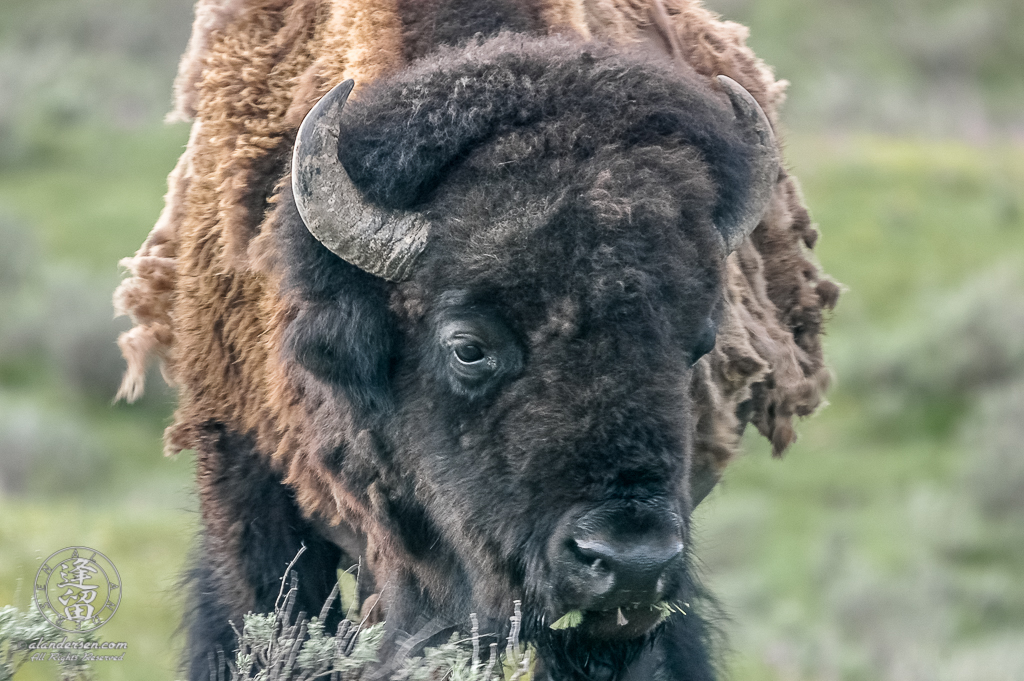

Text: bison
xmin=113 ymin=1 xmax=838 ymax=679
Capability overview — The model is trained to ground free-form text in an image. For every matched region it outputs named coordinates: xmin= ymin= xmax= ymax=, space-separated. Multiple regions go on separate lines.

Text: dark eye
xmin=454 ymin=342 xmax=485 ymax=364
xmin=435 ymin=307 xmax=523 ymax=400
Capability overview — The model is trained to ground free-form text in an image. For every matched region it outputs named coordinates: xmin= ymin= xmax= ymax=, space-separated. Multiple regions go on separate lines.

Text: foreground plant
xmin=0 ymin=604 xmax=94 ymax=681
xmin=221 ymin=554 xmax=529 ymax=681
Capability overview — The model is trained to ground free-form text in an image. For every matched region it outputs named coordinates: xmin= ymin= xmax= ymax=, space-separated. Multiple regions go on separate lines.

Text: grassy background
xmin=1 ymin=0 xmax=1023 ymax=679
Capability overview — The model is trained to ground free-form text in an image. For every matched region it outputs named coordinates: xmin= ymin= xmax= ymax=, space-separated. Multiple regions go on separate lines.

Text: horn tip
xmin=715 ymin=75 xmax=755 ymax=118
xmin=326 ymin=79 xmax=356 ymax=108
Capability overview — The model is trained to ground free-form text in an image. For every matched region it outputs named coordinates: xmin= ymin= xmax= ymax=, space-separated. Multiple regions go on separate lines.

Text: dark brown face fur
xmin=406 ymin=191 xmax=720 ymax=624
xmin=386 ymin=121 xmax=726 ymax=611
xmin=277 ymin=33 xmax=757 ymax=677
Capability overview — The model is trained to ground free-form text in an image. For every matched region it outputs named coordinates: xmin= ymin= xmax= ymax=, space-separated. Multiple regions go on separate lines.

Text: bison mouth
xmin=529 ymin=601 xmax=685 ymax=680
xmin=550 ymin=602 xmax=680 ymax=641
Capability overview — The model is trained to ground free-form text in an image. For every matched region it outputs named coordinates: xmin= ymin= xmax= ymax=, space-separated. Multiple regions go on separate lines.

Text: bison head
xmin=279 ymin=34 xmax=776 ymax=677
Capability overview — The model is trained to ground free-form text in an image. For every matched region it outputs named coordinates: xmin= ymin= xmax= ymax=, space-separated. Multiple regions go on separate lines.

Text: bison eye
xmin=454 ymin=342 xmax=485 ymax=364
xmin=434 ymin=305 xmax=523 ymax=400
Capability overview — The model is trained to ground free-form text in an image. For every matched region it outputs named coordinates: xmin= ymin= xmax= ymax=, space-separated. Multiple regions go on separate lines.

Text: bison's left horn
xmin=291 ymin=79 xmax=430 ymax=282
xmin=714 ymin=75 xmax=780 ymax=252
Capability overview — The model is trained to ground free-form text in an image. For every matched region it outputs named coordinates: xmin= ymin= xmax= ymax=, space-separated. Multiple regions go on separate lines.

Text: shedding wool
xmin=114 ymin=0 xmax=839 ymax=523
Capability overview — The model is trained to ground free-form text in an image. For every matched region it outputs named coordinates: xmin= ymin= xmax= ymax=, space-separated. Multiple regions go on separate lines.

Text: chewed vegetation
xmin=0 ymin=0 xmax=1023 ymax=680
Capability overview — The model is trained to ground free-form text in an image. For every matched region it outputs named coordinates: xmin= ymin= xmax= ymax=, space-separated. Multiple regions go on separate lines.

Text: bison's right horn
xmin=714 ymin=75 xmax=780 ymax=252
xmin=292 ymin=79 xmax=430 ymax=282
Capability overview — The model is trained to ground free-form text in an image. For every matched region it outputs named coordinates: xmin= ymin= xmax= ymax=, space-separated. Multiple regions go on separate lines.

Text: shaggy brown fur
xmin=114 ymin=0 xmax=837 ymax=630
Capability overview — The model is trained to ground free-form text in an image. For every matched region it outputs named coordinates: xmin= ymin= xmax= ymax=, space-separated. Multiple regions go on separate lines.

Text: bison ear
xmin=713 ymin=76 xmax=780 ymax=252
xmin=279 ymin=193 xmax=397 ymax=416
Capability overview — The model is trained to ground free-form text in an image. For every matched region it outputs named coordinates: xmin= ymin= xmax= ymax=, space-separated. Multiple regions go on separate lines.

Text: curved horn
xmin=292 ymin=79 xmax=430 ymax=282
xmin=714 ymin=75 xmax=780 ymax=252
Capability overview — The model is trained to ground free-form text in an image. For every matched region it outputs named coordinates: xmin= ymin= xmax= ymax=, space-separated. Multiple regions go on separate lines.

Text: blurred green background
xmin=0 ymin=0 xmax=1021 ymax=679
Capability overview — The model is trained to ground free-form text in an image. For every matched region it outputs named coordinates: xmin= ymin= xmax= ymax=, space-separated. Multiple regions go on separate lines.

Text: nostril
xmin=572 ymin=539 xmax=616 ymax=569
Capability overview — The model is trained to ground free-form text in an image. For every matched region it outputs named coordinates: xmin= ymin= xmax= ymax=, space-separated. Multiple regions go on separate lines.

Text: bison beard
xmin=113 ymin=2 xmax=838 ymax=680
